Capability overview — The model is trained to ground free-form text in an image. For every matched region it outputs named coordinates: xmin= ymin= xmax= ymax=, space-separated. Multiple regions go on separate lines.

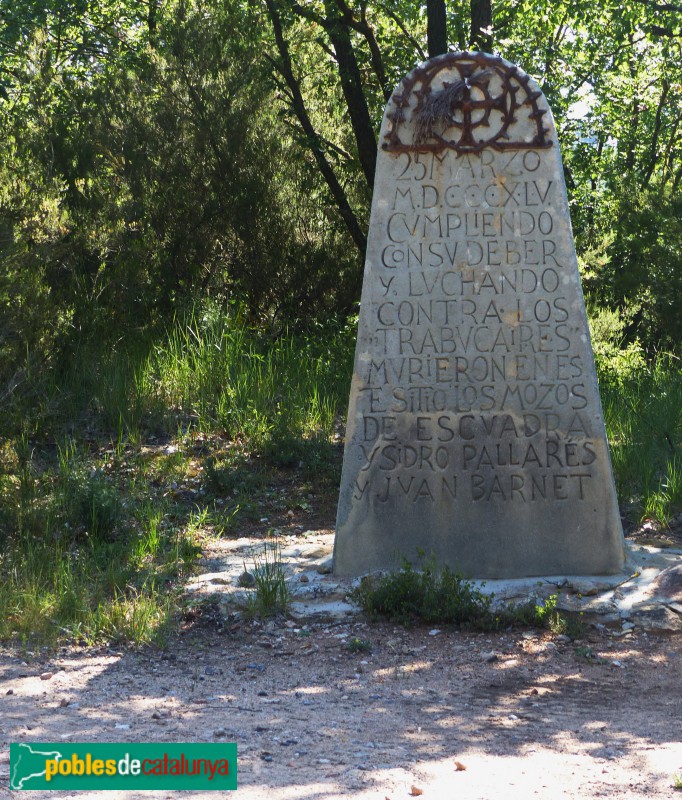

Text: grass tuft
xmin=243 ymin=536 xmax=290 ymax=619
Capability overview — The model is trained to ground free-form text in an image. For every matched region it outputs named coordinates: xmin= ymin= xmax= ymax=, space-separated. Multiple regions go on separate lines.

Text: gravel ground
xmin=1 ymin=612 xmax=681 ymax=800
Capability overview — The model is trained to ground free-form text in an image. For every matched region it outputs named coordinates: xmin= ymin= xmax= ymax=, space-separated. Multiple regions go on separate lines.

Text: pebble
xmin=6 ymin=689 xmax=13 ymax=696
xmin=213 ymin=728 xmax=227 ymax=738
xmin=429 ymin=629 xmax=441 ymax=636
xmin=40 ymin=672 xmax=54 ymax=681
xmin=482 ymin=652 xmax=498 ymax=663
xmin=238 ymin=571 xmax=256 ymax=588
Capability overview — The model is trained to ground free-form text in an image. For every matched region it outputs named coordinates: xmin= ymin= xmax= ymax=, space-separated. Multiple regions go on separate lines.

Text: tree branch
xmin=641 ymin=79 xmax=670 ymax=189
xmin=264 ymin=0 xmax=367 ymax=255
xmin=377 ymin=3 xmax=426 ymax=61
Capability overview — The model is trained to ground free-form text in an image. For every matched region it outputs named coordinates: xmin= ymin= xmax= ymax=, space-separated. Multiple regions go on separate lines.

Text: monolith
xmin=334 ymin=52 xmax=625 ymax=579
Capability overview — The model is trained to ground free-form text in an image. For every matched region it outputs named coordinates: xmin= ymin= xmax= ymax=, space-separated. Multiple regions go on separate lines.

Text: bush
xmin=352 ymin=555 xmax=494 ymax=628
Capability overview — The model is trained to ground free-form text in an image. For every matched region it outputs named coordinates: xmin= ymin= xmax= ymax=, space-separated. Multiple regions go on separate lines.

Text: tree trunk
xmin=323 ymin=0 xmax=377 ymax=190
xmin=470 ymin=0 xmax=493 ymax=52
xmin=426 ymin=0 xmax=448 ymax=57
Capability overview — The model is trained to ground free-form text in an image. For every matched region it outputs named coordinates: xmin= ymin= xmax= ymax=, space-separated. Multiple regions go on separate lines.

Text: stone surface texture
xmin=334 ymin=52 xmax=624 ymax=578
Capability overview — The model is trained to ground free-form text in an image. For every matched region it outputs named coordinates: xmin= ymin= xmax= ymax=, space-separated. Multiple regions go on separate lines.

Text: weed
xmin=672 ymin=774 xmax=682 ymax=791
xmin=496 ymin=595 xmax=585 ymax=638
xmin=600 ymin=353 xmax=682 ymax=526
xmin=575 ymin=644 xmax=593 ymax=660
xmin=347 ymin=637 xmax=372 ymax=654
xmin=243 ymin=536 xmax=290 ymax=618
xmin=352 ymin=555 xmax=494 ymax=628
xmin=97 ymin=587 xmax=174 ymax=646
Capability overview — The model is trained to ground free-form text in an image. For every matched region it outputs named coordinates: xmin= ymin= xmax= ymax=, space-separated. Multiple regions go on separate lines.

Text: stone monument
xmin=334 ymin=52 xmax=625 ymax=579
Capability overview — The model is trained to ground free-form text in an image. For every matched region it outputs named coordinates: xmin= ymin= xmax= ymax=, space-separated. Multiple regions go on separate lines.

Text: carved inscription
xmin=346 ymin=146 xmax=597 ymax=507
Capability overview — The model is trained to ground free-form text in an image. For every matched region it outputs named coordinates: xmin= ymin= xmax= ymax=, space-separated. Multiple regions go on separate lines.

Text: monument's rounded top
xmin=383 ymin=51 xmax=551 ymax=155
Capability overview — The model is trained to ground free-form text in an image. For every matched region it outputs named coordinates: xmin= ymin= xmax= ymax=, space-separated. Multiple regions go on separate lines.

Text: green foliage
xmin=56 ymin=444 xmax=123 ymax=541
xmin=0 ymin=435 xmax=202 ymax=646
xmin=673 ymin=773 xmax=682 ymax=791
xmin=499 ymin=596 xmax=586 ymax=639
xmin=600 ymin=354 xmax=682 ymax=527
xmin=142 ymin=304 xmax=354 ymax=445
xmin=347 ymin=636 xmax=372 ymax=654
xmin=580 ymin=189 xmax=682 ymax=349
xmin=352 ymin=555 xmax=494 ymax=628
xmin=353 ymin=555 xmax=585 ymax=635
xmin=588 ymin=305 xmax=646 ymax=386
xmin=243 ymin=537 xmax=290 ymax=619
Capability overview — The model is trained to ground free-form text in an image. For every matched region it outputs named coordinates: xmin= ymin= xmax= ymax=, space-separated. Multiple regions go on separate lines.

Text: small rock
xmin=482 ymin=652 xmax=498 ymax=663
xmin=238 ymin=571 xmax=256 ymax=588
xmin=652 ymin=565 xmax=682 ymax=601
xmin=6 ymin=689 xmax=14 ymax=696
xmin=631 ymin=605 xmax=682 ymax=634
xmin=59 ymin=698 xmax=69 ymax=707
xmin=40 ymin=672 xmax=54 ymax=681
xmin=429 ymin=628 xmax=441 ymax=636
xmin=556 ymin=634 xmax=571 ymax=642
xmin=213 ymin=728 xmax=227 ymax=738
xmin=114 ymin=723 xmax=130 ymax=730
xmin=299 ymin=574 xmax=310 ymax=584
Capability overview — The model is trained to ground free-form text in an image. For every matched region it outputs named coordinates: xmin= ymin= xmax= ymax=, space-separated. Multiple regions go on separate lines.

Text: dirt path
xmin=1 ymin=613 xmax=681 ymax=799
